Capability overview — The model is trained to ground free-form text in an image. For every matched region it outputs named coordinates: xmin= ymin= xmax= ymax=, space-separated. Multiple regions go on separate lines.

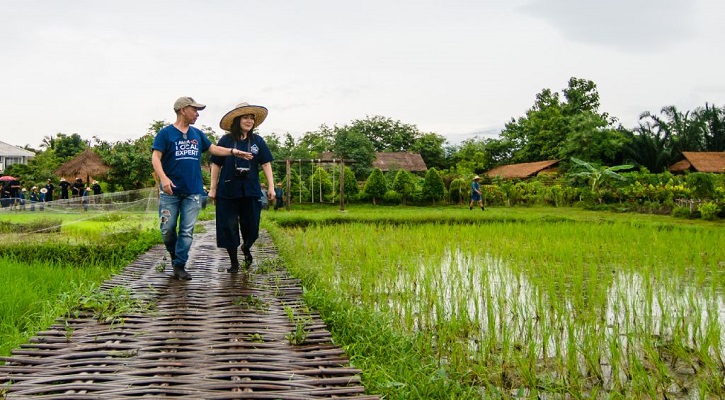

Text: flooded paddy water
xmin=278 ymin=218 xmax=725 ymax=398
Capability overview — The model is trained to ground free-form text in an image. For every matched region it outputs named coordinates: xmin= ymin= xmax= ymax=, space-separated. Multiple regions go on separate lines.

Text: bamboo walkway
xmin=0 ymin=221 xmax=378 ymax=399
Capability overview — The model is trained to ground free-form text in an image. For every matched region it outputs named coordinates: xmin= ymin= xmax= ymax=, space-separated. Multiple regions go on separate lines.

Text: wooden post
xmin=285 ymin=158 xmax=291 ymax=211
xmin=339 ymin=159 xmax=345 ymax=211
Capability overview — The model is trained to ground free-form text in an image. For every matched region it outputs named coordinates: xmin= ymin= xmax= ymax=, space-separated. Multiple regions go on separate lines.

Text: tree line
xmin=6 ymin=76 xmax=724 ymax=193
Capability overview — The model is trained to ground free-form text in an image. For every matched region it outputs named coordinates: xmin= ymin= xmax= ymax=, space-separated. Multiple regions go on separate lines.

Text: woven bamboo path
xmin=0 ymin=221 xmax=378 ymax=399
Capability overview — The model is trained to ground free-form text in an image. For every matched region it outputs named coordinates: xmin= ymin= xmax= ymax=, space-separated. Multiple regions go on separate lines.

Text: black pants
xmin=215 ymin=196 xmax=261 ymax=250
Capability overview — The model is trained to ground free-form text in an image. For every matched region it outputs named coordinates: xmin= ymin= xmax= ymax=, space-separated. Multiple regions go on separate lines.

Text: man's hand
xmin=161 ymin=178 xmax=175 ymax=194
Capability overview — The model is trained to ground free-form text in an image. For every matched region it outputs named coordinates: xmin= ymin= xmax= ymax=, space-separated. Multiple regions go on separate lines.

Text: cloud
xmin=520 ymin=0 xmax=696 ymax=53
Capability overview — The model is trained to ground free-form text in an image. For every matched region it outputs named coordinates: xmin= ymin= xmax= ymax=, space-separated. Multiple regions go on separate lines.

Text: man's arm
xmin=152 ymin=150 xmax=175 ymax=195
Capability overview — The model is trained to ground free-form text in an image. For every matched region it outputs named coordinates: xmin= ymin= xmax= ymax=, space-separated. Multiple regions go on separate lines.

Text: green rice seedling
xmin=267 ymin=206 xmax=725 ymax=398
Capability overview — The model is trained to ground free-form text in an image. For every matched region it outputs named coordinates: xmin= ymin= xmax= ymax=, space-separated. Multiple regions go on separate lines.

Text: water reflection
xmin=364 ymin=248 xmax=725 ymax=395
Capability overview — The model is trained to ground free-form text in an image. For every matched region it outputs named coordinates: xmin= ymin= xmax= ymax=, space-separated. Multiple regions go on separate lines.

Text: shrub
xmin=698 ymin=202 xmax=719 ymax=221
xmin=382 ymin=190 xmax=402 ymax=205
xmin=671 ymin=206 xmax=694 ymax=219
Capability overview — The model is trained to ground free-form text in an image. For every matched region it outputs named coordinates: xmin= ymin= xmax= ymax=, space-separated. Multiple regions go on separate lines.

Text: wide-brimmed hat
xmin=473 ymin=175 xmax=481 ymax=180
xmin=60 ymin=177 xmax=66 ymax=182
xmin=40 ymin=188 xmax=47 ymax=194
xmin=219 ymin=102 xmax=268 ymax=131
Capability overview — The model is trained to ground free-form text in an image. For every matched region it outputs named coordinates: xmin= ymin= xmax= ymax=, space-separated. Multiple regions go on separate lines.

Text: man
xmin=469 ymin=175 xmax=484 ymax=211
xmin=151 ymin=96 xmax=253 ymax=280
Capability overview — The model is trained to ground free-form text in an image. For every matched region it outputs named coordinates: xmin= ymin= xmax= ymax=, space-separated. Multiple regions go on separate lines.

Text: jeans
xmin=159 ymin=193 xmax=202 ymax=267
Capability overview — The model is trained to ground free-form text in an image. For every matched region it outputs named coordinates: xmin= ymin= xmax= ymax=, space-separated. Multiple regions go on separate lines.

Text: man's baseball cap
xmin=173 ymin=97 xmax=206 ymax=112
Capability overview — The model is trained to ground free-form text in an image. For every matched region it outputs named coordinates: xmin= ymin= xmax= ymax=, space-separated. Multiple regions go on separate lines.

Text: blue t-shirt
xmin=152 ymin=125 xmax=212 ymax=195
xmin=471 ymin=181 xmax=482 ymax=200
xmin=210 ymin=133 xmax=273 ymax=199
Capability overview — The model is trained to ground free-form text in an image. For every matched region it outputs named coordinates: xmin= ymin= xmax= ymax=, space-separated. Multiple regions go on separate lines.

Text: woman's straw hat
xmin=219 ymin=102 xmax=268 ymax=131
xmin=473 ymin=175 xmax=481 ymax=180
xmin=40 ymin=188 xmax=47 ymax=194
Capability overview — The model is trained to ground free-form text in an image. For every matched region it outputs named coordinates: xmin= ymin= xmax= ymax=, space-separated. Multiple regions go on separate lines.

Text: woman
xmin=209 ymin=102 xmax=275 ymax=273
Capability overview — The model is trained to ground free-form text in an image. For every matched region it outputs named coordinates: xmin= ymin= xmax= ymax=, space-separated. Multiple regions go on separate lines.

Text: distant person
xmin=8 ymin=179 xmax=20 ymax=208
xmin=29 ymin=186 xmax=38 ymax=211
xmin=260 ymin=183 xmax=269 ymax=210
xmin=91 ymin=180 xmax=102 ymax=195
xmin=0 ymin=185 xmax=9 ymax=208
xmin=59 ymin=177 xmax=70 ymax=200
xmin=72 ymin=178 xmax=84 ymax=199
xmin=274 ymin=182 xmax=284 ymax=210
xmin=209 ymin=102 xmax=275 ymax=273
xmin=18 ymin=188 xmax=26 ymax=211
xmin=201 ymin=186 xmax=209 ymax=209
xmin=39 ymin=188 xmax=47 ymax=211
xmin=469 ymin=175 xmax=484 ymax=211
xmin=151 ymin=96 xmax=251 ymax=280
xmin=82 ymin=187 xmax=90 ymax=211
xmin=44 ymin=178 xmax=54 ymax=202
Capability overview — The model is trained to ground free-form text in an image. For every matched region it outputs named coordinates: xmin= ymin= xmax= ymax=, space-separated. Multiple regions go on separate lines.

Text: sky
xmin=1 ymin=0 xmax=724 ymax=150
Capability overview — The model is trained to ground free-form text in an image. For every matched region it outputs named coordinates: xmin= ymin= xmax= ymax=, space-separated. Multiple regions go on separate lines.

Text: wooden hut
xmin=485 ymin=160 xmax=560 ymax=179
xmin=54 ymin=148 xmax=111 ymax=184
xmin=372 ymin=152 xmax=427 ymax=173
xmin=668 ymin=152 xmax=725 ymax=173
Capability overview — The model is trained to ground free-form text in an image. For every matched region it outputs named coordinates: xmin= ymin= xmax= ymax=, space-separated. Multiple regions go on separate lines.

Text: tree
xmin=448 ymin=178 xmax=467 ymax=205
xmin=53 ymin=133 xmax=87 ymax=160
xmin=410 ymin=132 xmax=448 ymax=170
xmin=695 ymin=103 xmax=725 ymax=151
xmin=104 ymin=121 xmax=164 ymax=190
xmin=422 ymin=167 xmax=445 ymax=205
xmin=349 ymin=115 xmax=420 ymax=152
xmin=392 ymin=169 xmax=416 ymax=205
xmin=340 ymin=166 xmax=359 ymax=201
xmin=363 ymin=168 xmax=387 ymax=205
xmin=497 ymin=77 xmax=619 ymax=166
xmin=308 ymin=166 xmax=333 ymax=203
xmin=333 ymin=126 xmax=375 ymax=178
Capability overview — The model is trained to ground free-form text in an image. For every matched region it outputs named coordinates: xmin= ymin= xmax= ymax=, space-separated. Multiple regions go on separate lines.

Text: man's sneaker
xmin=172 ymin=265 xmax=192 ymax=280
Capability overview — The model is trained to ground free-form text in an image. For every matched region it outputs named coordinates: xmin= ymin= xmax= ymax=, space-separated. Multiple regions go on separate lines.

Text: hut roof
xmin=372 ymin=152 xmax=428 ymax=172
xmin=485 ymin=160 xmax=560 ymax=179
xmin=54 ymin=148 xmax=110 ymax=182
xmin=668 ymin=152 xmax=725 ymax=173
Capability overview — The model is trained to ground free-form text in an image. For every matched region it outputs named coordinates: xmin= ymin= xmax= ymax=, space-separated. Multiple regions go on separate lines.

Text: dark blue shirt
xmin=210 ymin=133 xmax=273 ymax=199
xmin=152 ymin=124 xmax=212 ymax=195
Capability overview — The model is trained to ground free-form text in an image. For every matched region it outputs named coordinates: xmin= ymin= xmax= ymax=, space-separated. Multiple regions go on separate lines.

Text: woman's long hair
xmin=230 ymin=115 xmax=255 ymax=142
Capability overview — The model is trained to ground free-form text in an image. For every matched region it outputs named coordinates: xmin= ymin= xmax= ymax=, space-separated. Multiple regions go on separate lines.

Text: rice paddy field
xmin=265 ymin=205 xmax=725 ymax=399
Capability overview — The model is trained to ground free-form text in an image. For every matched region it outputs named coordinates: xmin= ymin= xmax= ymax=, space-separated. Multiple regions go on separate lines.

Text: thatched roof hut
xmin=372 ymin=152 xmax=427 ymax=173
xmin=54 ymin=148 xmax=110 ymax=183
xmin=668 ymin=152 xmax=725 ymax=173
xmin=317 ymin=151 xmax=428 ymax=173
xmin=485 ymin=160 xmax=560 ymax=179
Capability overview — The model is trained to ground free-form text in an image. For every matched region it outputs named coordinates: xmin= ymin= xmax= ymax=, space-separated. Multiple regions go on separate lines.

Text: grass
xmin=0 ymin=209 xmax=161 ymax=356
xmin=263 ymin=203 xmax=725 ymax=398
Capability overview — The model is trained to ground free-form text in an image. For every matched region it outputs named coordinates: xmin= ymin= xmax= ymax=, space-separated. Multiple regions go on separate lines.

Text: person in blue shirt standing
xmin=469 ymin=175 xmax=484 ymax=211
xmin=209 ymin=102 xmax=276 ymax=273
xmin=273 ymin=182 xmax=284 ymax=210
xmin=151 ymin=96 xmax=253 ymax=280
